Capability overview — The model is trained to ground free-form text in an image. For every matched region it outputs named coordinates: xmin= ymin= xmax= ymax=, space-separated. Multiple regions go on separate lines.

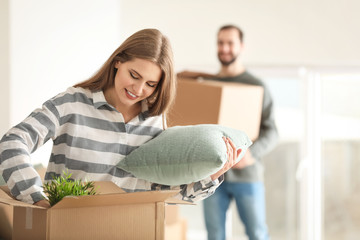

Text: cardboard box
xmin=164 ymin=205 xmax=187 ymax=240
xmin=165 ymin=204 xmax=180 ymax=225
xmin=0 ymin=181 xmax=189 ymax=240
xmin=167 ymin=78 xmax=264 ymax=140
xmin=164 ymin=218 xmax=187 ymax=240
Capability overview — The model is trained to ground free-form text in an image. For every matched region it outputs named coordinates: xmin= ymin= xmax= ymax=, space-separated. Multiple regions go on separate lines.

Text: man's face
xmin=217 ymin=28 xmax=243 ymax=66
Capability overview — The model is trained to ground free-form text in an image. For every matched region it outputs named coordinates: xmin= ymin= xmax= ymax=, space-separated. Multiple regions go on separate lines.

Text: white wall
xmin=6 ymin=0 xmax=121 ymax=165
xmin=120 ymin=0 xmax=360 ymax=72
xmin=10 ymin=0 xmax=122 ymax=125
xmin=0 ymin=0 xmax=10 ymax=137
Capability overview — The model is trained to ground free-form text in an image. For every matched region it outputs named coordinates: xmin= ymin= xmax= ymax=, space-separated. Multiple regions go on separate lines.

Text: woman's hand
xmin=231 ymin=150 xmax=255 ymax=169
xmin=210 ymin=137 xmax=242 ymax=181
xmin=33 ymin=199 xmax=51 ymax=208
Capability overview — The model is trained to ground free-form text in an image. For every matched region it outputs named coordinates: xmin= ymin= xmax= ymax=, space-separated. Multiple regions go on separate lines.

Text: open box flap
xmin=51 ymin=187 xmax=181 ymax=209
xmin=165 ymin=197 xmax=195 ymax=205
xmin=92 ymin=181 xmax=126 ymax=194
xmin=0 ymin=185 xmax=44 ymax=209
xmin=0 ymin=181 xmax=190 ymax=210
xmin=0 ymin=185 xmax=12 ymax=196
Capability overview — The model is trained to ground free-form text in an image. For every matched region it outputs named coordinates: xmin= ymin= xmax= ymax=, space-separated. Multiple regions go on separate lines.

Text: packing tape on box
xmin=25 ymin=207 xmax=33 ymax=229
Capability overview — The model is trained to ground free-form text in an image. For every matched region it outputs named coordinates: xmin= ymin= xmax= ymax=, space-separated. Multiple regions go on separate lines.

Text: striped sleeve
xmin=0 ymin=99 xmax=60 ymax=204
xmin=178 ymin=176 xmax=223 ymax=202
xmin=151 ymin=176 xmax=223 ymax=203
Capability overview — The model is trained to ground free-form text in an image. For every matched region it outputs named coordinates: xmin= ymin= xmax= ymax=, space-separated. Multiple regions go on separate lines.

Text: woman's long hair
xmin=74 ymin=28 xmax=176 ymax=116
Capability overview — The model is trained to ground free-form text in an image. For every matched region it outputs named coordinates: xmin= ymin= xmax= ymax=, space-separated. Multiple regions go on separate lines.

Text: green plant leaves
xmin=43 ymin=170 xmax=97 ymax=206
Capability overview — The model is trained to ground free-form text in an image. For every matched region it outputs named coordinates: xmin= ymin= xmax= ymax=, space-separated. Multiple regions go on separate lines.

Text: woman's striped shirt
xmin=0 ymin=87 xmax=220 ymax=204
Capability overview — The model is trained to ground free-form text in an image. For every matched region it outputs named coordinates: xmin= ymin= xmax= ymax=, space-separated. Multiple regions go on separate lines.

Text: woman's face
xmin=112 ymin=58 xmax=162 ymax=110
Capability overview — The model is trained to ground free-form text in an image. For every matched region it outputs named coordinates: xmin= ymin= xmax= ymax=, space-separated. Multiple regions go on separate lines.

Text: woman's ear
xmin=114 ymin=61 xmax=121 ymax=69
xmin=147 ymin=92 xmax=157 ymax=105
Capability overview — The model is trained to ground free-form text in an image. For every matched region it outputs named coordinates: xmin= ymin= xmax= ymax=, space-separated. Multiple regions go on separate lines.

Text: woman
xmin=0 ymin=29 xmax=238 ymax=208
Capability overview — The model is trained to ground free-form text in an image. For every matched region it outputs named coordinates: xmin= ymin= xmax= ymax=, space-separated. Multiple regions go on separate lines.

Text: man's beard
xmin=218 ymin=53 xmax=238 ymax=66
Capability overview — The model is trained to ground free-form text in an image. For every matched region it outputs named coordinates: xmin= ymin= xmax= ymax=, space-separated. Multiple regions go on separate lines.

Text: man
xmin=179 ymin=25 xmax=278 ymax=240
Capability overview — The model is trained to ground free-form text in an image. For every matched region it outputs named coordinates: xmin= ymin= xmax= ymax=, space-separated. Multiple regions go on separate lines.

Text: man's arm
xmin=250 ymin=85 xmax=279 ymax=160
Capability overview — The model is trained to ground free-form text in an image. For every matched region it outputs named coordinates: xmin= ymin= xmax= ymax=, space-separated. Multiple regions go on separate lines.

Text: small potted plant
xmin=43 ymin=170 xmax=97 ymax=206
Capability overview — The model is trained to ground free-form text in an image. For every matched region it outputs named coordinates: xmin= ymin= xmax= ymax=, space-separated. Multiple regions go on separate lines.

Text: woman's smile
xmin=125 ymin=88 xmax=138 ymax=100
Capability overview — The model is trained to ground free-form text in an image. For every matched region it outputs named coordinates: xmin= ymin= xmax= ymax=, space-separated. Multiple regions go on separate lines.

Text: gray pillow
xmin=117 ymin=124 xmax=252 ymax=185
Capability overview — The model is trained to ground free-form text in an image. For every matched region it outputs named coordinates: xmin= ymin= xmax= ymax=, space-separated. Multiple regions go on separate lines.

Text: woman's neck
xmin=120 ymin=102 xmax=142 ymax=123
xmin=104 ymin=88 xmax=142 ymax=123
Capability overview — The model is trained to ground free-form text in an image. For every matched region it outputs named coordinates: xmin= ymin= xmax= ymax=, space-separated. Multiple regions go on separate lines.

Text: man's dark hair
xmin=218 ymin=25 xmax=244 ymax=43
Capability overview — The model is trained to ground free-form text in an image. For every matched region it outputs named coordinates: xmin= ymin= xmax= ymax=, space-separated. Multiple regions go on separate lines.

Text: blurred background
xmin=1 ymin=0 xmax=360 ymax=239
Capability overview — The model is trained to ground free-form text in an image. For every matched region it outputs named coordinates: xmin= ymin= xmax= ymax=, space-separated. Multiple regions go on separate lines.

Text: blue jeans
xmin=203 ymin=181 xmax=269 ymax=240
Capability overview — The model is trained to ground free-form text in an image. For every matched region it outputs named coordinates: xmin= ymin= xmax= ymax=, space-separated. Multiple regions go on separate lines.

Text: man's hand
xmin=33 ymin=199 xmax=51 ymax=208
xmin=232 ymin=150 xmax=255 ymax=169
xmin=210 ymin=137 xmax=242 ymax=181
